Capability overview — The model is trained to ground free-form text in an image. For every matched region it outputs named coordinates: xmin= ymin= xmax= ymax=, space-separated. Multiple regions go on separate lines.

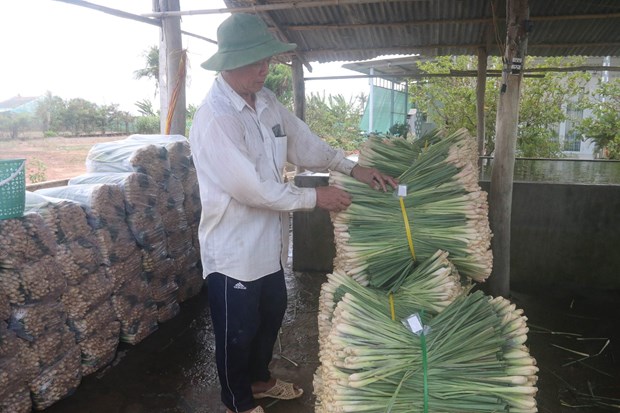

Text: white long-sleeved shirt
xmin=189 ymin=76 xmax=356 ymax=281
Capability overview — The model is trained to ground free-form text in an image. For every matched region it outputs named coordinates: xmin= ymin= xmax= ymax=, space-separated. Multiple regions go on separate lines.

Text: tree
xmin=410 ymin=56 xmax=591 ymax=158
xmin=97 ymin=104 xmax=122 ymax=135
xmin=63 ymin=98 xmax=99 ymax=135
xmin=305 ymin=92 xmax=365 ymax=151
xmin=0 ymin=112 xmax=33 ymax=139
xmin=576 ymin=78 xmax=620 ymax=159
xmin=36 ymin=91 xmax=65 ymax=133
xmin=411 ymin=56 xmax=499 ymax=153
xmin=135 ymin=45 xmax=160 ymax=97
xmin=265 ymin=63 xmax=293 ymax=109
xmin=517 ymin=57 xmax=591 ymax=158
xmin=263 ymin=63 xmax=364 ymax=150
xmin=135 ymin=99 xmax=157 ymax=117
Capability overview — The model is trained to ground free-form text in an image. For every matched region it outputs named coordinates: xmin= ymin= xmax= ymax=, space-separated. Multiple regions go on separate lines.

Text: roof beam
xmin=305 ymin=72 xmax=545 ymax=80
xmin=283 ymin=13 xmax=620 ymax=31
xmin=51 ymin=0 xmax=217 ymax=44
xmin=142 ymin=0 xmax=423 ymax=18
xmin=252 ymin=1 xmax=314 ymax=71
xmin=301 ymin=42 xmax=620 ymax=59
xmin=52 ymin=0 xmax=161 ymax=27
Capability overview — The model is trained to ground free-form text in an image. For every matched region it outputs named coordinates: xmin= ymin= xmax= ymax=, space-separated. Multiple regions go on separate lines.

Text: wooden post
xmin=159 ymin=0 xmax=185 ymax=136
xmin=488 ymin=0 xmax=529 ymax=297
xmin=476 ymin=47 xmax=488 ymax=160
xmin=154 ymin=0 xmax=167 ymax=134
xmin=292 ymin=56 xmax=306 ymax=174
xmin=292 ymin=56 xmax=306 ymax=121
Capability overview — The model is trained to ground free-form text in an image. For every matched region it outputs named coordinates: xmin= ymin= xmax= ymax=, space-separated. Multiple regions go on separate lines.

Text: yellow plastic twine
xmin=399 ymin=196 xmax=416 ymax=261
xmin=389 ymin=292 xmax=396 ymax=321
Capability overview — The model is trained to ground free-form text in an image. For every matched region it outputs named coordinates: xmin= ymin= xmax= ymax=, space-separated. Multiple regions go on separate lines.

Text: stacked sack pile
xmin=25 ymin=193 xmax=119 ymax=376
xmin=35 ymin=184 xmax=159 ymax=345
xmin=83 ymin=135 xmax=203 ymax=302
xmin=0 ymin=134 xmax=204 ymax=411
xmin=314 ymin=129 xmax=539 ymax=413
xmin=0 ymin=213 xmax=82 ymax=411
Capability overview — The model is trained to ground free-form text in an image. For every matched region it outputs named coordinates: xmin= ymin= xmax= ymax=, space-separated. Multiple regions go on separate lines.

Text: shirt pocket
xmin=272 ymin=135 xmax=288 ymax=179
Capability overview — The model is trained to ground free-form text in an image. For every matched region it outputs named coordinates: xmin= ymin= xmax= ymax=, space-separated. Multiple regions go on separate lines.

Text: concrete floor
xmin=43 ymin=267 xmax=619 ymax=413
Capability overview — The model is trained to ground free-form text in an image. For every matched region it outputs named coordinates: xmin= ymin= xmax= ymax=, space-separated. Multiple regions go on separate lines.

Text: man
xmin=189 ymin=13 xmax=396 ymax=413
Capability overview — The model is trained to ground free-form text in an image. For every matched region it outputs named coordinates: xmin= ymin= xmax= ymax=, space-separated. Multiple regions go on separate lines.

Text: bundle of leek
xmin=314 ymin=289 xmax=538 ymax=413
xmin=330 ymin=128 xmax=492 ymax=289
xmin=317 ymin=250 xmax=469 ymax=344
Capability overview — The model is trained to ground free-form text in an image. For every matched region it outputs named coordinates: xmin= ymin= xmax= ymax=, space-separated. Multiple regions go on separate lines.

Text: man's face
xmin=228 ymin=57 xmax=272 ymax=95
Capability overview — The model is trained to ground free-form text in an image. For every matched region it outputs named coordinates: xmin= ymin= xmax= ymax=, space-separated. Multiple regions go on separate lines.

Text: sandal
xmin=253 ymin=378 xmax=303 ymax=400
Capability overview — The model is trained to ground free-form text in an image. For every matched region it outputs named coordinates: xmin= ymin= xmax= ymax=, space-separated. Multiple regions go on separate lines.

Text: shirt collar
xmin=216 ymin=75 xmax=267 ymax=115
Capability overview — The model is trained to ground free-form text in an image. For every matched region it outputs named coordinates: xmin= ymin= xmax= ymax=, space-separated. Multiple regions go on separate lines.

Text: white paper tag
xmin=404 ymin=313 xmax=424 ymax=334
xmin=397 ymin=184 xmax=408 ymax=197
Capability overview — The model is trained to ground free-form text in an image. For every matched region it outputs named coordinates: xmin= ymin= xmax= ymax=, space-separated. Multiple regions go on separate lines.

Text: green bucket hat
xmin=201 ymin=13 xmax=297 ymax=71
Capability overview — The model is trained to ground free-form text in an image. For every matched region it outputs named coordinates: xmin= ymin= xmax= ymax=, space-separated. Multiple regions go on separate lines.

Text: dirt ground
xmin=0 ymin=135 xmax=125 ymax=185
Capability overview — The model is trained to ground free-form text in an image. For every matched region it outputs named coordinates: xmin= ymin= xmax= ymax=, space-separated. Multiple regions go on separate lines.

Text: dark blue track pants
xmin=207 ymin=269 xmax=287 ymax=412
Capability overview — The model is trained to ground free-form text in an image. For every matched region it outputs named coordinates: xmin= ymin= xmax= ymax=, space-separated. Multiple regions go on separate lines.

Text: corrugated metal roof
xmin=222 ymin=0 xmax=620 ymax=64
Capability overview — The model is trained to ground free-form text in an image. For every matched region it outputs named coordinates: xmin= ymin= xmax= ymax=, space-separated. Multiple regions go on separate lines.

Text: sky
xmin=0 ymin=0 xmax=371 ymax=115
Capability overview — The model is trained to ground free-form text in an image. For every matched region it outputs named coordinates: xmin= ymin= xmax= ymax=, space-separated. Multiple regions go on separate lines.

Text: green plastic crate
xmin=0 ymin=159 xmax=26 ymax=220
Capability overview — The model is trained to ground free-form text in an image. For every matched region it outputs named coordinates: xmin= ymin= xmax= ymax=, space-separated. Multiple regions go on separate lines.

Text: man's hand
xmin=315 ymin=186 xmax=352 ymax=212
xmin=351 ymin=165 xmax=398 ymax=192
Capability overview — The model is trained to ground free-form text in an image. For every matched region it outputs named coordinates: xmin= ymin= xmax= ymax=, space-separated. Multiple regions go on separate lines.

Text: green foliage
xmin=27 ymin=158 xmax=47 ymax=183
xmin=516 ymin=57 xmax=590 ymax=158
xmin=265 ymin=63 xmax=293 ymax=109
xmin=305 ymin=92 xmax=365 ymax=151
xmin=388 ymin=122 xmax=410 ymax=138
xmin=263 ymin=62 xmax=365 ymax=151
xmin=135 ymin=116 xmax=160 ymax=134
xmin=2 ymin=93 xmax=137 ymax=139
xmin=411 ymin=56 xmax=499 ymax=149
xmin=410 ymin=56 xmax=592 ymax=158
xmin=135 ymin=99 xmax=157 ymax=117
xmin=576 ymin=78 xmax=620 ymax=159
xmin=62 ymin=98 xmax=100 ymax=136
xmin=36 ymin=91 xmax=66 ymax=132
xmin=135 ymin=45 xmax=160 ymax=97
xmin=0 ymin=112 xmax=35 ymax=139
xmin=186 ymin=103 xmax=198 ymax=135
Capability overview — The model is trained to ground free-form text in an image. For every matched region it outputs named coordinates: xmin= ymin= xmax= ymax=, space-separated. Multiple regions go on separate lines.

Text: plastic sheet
xmin=68 ymin=174 xmax=169 ymax=259
xmin=123 ymin=135 xmax=191 ymax=180
xmin=25 ymin=192 xmax=93 ymax=244
xmin=36 ymin=184 xmax=127 ymax=231
xmin=86 ymin=140 xmax=172 ymax=187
